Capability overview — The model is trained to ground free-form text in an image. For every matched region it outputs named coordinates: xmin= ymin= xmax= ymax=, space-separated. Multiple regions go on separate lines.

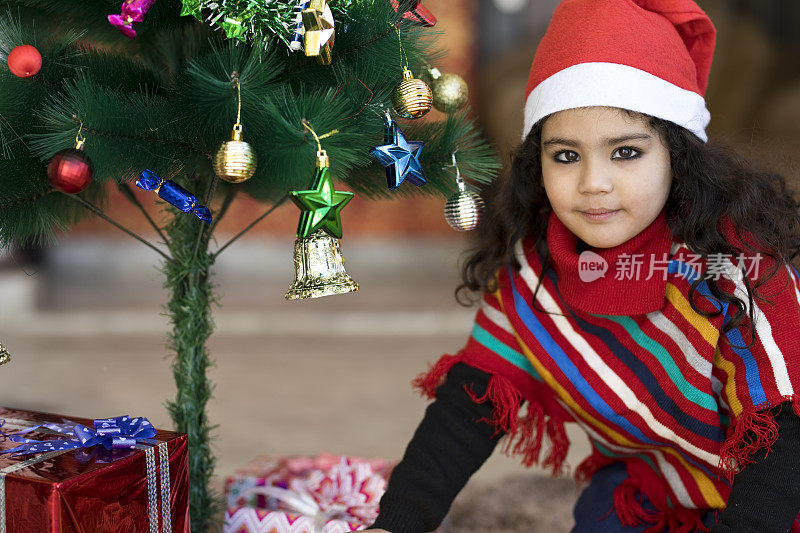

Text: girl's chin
xmin=575 ymin=229 xmax=628 ymax=249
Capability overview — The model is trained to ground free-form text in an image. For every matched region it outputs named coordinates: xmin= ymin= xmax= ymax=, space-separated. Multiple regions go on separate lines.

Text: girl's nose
xmin=578 ymin=159 xmax=614 ymax=194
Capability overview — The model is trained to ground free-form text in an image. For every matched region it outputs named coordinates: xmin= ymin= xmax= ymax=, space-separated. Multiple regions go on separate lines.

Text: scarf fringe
xmin=613 ymin=477 xmax=712 ymax=533
xmin=411 ymin=354 xmax=570 ymax=476
xmin=542 ymin=416 xmax=570 ymax=475
xmin=411 ymin=353 xmax=463 ymax=399
xmin=717 ymin=395 xmax=800 ymax=483
xmin=465 ymin=373 xmax=570 ymax=476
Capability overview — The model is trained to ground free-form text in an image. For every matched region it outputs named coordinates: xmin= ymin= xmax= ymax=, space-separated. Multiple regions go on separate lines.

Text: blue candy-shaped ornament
xmin=136 ymin=169 xmax=212 ymax=224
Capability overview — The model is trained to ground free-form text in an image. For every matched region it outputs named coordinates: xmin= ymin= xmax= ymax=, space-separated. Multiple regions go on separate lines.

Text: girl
xmin=367 ymin=0 xmax=800 ymax=532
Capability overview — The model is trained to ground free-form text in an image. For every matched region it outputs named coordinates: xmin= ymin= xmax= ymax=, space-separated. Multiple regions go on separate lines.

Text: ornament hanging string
xmin=391 ymin=22 xmax=409 ymax=71
xmin=233 ymin=72 xmax=242 ymax=128
xmin=443 ymin=150 xmax=464 ymax=186
xmin=74 ymin=118 xmax=86 ymax=148
xmin=366 ymin=103 xmax=392 ymax=121
xmin=301 ymin=119 xmax=339 ymax=153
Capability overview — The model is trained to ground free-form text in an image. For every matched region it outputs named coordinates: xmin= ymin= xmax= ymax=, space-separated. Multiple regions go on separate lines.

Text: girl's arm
xmin=368 ymin=362 xmax=507 ymax=533
xmin=711 ymin=401 xmax=800 ymax=532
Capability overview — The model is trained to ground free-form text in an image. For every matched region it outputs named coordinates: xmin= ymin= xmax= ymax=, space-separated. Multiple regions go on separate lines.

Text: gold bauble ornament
xmin=391 ymin=68 xmax=433 ymax=119
xmin=0 ymin=343 xmax=10 ymax=366
xmin=425 ymin=67 xmax=469 ymax=113
xmin=213 ymin=123 xmax=257 ymax=183
xmin=444 ymin=179 xmax=484 ymax=231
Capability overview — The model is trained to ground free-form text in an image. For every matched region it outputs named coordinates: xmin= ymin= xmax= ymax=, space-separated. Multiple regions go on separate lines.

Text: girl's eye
xmin=612 ymin=147 xmax=641 ymax=160
xmin=554 ymin=150 xmax=579 ymax=163
xmin=553 ymin=148 xmax=641 ymax=163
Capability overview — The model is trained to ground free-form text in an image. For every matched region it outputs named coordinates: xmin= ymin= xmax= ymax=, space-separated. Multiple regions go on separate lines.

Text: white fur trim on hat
xmin=522 ymin=62 xmax=711 ymax=142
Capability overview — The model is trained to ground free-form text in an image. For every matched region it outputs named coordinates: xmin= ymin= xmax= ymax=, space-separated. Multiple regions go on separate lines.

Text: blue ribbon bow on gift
xmin=0 ymin=415 xmax=157 ymax=456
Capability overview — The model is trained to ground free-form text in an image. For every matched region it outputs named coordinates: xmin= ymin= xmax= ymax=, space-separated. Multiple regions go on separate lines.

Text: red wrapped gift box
xmin=0 ymin=406 xmax=189 ymax=533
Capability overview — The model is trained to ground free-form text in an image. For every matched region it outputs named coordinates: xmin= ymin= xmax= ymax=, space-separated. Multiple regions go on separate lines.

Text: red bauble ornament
xmin=47 ymin=147 xmax=94 ymax=194
xmin=7 ymin=45 xmax=42 ymax=78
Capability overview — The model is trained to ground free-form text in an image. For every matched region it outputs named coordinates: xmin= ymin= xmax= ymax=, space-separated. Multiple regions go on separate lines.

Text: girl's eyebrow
xmin=542 ymin=133 xmax=653 ymax=148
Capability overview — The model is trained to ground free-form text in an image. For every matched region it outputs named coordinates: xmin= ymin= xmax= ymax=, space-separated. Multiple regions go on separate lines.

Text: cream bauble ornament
xmin=425 ymin=67 xmax=469 ymax=113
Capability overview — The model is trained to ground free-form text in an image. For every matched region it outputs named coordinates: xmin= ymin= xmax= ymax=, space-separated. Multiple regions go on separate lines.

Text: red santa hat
xmin=522 ymin=0 xmax=716 ymax=142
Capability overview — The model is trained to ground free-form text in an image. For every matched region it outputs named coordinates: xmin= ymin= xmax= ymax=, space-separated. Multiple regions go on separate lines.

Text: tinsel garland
xmin=180 ymin=0 xmax=358 ymax=46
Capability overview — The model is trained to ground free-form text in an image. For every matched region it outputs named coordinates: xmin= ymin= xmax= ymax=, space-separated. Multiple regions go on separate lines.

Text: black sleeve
xmin=710 ymin=401 xmax=800 ymax=533
xmin=369 ymin=362 xmax=508 ymax=533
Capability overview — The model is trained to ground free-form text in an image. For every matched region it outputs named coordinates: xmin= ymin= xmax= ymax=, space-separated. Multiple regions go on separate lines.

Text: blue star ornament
xmin=370 ymin=121 xmax=427 ymax=190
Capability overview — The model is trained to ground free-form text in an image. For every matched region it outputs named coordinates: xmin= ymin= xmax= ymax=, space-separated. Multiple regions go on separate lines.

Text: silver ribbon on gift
xmin=0 ymin=419 xmax=172 ymax=533
xmin=139 ymin=442 xmax=172 ymax=533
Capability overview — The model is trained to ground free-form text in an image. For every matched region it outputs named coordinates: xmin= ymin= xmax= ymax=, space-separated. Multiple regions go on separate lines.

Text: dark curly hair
xmin=456 ymin=110 xmax=800 ymax=347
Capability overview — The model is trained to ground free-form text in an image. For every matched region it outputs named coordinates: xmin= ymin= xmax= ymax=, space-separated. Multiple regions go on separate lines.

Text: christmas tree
xmin=0 ymin=0 xmax=499 ymax=530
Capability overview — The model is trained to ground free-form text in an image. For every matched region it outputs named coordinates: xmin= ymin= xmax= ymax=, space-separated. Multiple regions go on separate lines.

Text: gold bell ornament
xmin=0 ymin=343 xmax=10 ymax=366
xmin=213 ymin=75 xmax=257 ymax=183
xmin=286 ymin=122 xmax=358 ymax=300
xmin=302 ymin=0 xmax=335 ymax=65
xmin=444 ymin=152 xmax=484 ymax=231
xmin=424 ymin=67 xmax=469 ymax=113
xmin=285 ymin=229 xmax=359 ymax=300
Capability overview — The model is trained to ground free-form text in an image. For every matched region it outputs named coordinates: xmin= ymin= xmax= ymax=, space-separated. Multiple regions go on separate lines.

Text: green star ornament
xmin=290 ymin=164 xmax=354 ymax=239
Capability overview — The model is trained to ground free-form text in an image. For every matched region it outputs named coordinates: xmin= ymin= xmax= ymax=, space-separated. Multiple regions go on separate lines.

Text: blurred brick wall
xmin=72 ymin=0 xmax=479 ymax=239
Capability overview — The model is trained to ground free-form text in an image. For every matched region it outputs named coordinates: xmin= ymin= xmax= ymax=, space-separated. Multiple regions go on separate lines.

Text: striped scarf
xmin=415 ymin=209 xmax=800 ymax=533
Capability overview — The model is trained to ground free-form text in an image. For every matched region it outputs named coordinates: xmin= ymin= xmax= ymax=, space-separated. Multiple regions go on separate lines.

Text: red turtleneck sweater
xmin=548 ymin=207 xmax=674 ymax=315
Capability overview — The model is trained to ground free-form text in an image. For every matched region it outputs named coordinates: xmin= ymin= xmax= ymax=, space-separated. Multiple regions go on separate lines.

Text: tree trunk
xmin=163 ymin=206 xmax=217 ymax=532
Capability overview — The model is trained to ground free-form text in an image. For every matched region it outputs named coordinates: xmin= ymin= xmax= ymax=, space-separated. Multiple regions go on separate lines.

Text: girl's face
xmin=540 ymin=106 xmax=672 ymax=249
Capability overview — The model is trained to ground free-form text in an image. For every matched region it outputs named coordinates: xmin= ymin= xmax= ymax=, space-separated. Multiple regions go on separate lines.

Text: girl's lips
xmin=580 ymin=209 xmax=619 ymax=221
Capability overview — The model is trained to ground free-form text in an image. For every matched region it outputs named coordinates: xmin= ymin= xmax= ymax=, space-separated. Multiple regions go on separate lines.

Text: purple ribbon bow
xmin=1 ymin=415 xmax=157 ymax=456
xmin=108 ymin=0 xmax=157 ymax=38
